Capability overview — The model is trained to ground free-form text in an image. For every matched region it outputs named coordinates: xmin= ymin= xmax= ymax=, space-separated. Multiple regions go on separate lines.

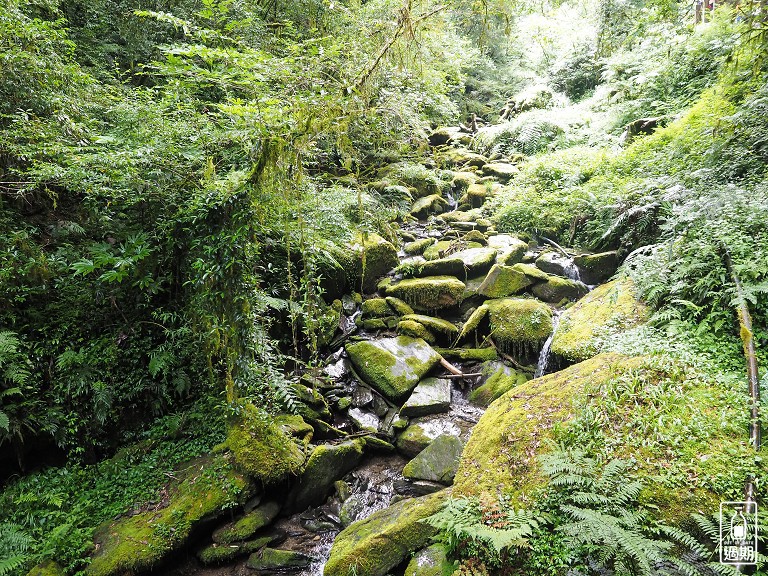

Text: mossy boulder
xmin=212 ymin=501 xmax=280 ymax=544
xmin=469 ymin=361 xmax=530 ymax=406
xmin=386 ymin=296 xmax=415 ymax=316
xmin=422 ymin=240 xmax=454 ymax=261
xmin=386 ymin=276 xmax=465 ymax=312
xmin=400 ymin=377 xmax=452 ymax=418
xmin=531 ymin=275 xmax=588 ymax=303
xmin=346 ymin=336 xmax=442 ymax=401
xmin=401 ymin=314 xmax=458 ymax=337
xmin=247 ymin=548 xmax=314 ymax=571
xmin=485 ymin=298 xmax=553 ymax=352
xmin=510 ymin=262 xmax=550 ymax=282
xmin=323 ymin=491 xmax=449 ymax=576
xmin=291 ymin=383 xmax=332 ymax=422
xmin=27 ymin=561 xmax=65 ymax=576
xmin=396 ymin=419 xmax=462 ymax=458
xmin=574 ymin=251 xmax=619 ymax=284
xmin=480 ymin=162 xmax=519 ymax=182
xmin=457 ymin=304 xmax=488 ymax=342
xmin=225 ymin=405 xmax=306 ymax=484
xmin=362 ymin=297 xmax=391 ymax=317
xmin=428 ymin=126 xmax=461 ymax=146
xmin=477 ymin=264 xmax=533 ymax=298
xmin=404 ymin=544 xmax=452 ymax=576
xmin=434 ymin=347 xmax=498 ymax=362
xmin=455 ymin=353 xmax=757 ymax=521
xmin=286 ymin=439 xmax=366 ymax=512
xmin=397 ymin=319 xmax=436 ymax=344
xmin=438 ymin=148 xmax=487 ymax=168
xmin=356 ymin=233 xmax=400 ymax=293
xmin=411 ymin=194 xmax=449 ymax=219
xmin=198 ymin=535 xmax=273 ymax=566
xmin=416 ymin=257 xmax=466 ymax=278
xmin=450 ymin=247 xmax=497 ymax=276
xmin=451 ymin=172 xmax=480 ymax=192
xmin=380 ymin=162 xmax=448 ymax=198
xmin=86 ymin=454 xmax=254 ymax=576
xmin=488 ymin=235 xmax=527 ymax=266
xmin=551 ymin=278 xmax=647 ymax=362
xmin=402 ymin=435 xmax=463 ymax=485
xmin=535 ymin=251 xmax=576 ymax=278
xmin=404 ymin=238 xmax=437 ymax=255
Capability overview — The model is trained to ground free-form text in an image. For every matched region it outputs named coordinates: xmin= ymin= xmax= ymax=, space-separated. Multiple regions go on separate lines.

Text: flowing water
xmin=534 ymin=310 xmax=561 ymax=378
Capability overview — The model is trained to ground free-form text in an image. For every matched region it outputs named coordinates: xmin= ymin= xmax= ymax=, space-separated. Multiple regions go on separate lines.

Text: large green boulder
xmin=386 ymin=276 xmax=466 ymax=312
xmin=551 ymin=278 xmax=647 ymax=362
xmin=480 ymin=162 xmax=519 ymax=182
xmin=449 ymin=247 xmax=497 ymax=276
xmin=346 ymin=336 xmax=442 ymax=401
xmin=574 ymin=251 xmax=619 ymax=284
xmin=396 ymin=419 xmax=461 ymax=458
xmin=411 ymin=194 xmax=449 ymax=219
xmin=323 ymin=491 xmax=449 ymax=576
xmin=402 ymin=435 xmax=464 ymax=485
xmin=469 ymin=361 xmax=530 ymax=406
xmin=356 ymin=233 xmax=399 ymax=293
xmin=401 ymin=314 xmax=458 ymax=337
xmin=212 ymin=501 xmax=280 ymax=544
xmin=416 ymin=257 xmax=466 ymax=278
xmin=86 ymin=454 xmax=254 ymax=576
xmin=286 ymin=439 xmax=366 ymax=512
xmin=225 ymin=404 xmax=306 ymax=484
xmin=477 ymin=264 xmax=532 ymax=298
xmin=531 ymin=275 xmax=588 ymax=303
xmin=404 ymin=238 xmax=437 ymax=255
xmin=485 ymin=298 xmax=553 ymax=353
xmin=397 ymin=320 xmax=436 ymax=344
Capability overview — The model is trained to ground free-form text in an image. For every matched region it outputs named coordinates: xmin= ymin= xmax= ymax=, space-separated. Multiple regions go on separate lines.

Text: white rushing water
xmin=534 ymin=310 xmax=561 ymax=378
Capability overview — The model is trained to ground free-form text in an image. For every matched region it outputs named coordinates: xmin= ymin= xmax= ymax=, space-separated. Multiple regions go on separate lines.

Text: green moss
xmin=197 ymin=536 xmax=272 ymax=566
xmin=357 ymin=233 xmax=400 ymax=293
xmin=401 ymin=314 xmax=458 ymax=336
xmin=468 ymin=362 xmax=530 ymax=406
xmin=457 ymin=305 xmax=488 ymax=341
xmin=551 ymin=278 xmax=647 ymax=362
xmin=486 ymin=298 xmax=553 ymax=349
xmin=396 ymin=424 xmax=434 ymax=457
xmin=346 ymin=336 xmax=442 ymax=401
xmin=386 ymin=276 xmax=466 ymax=312
xmin=411 ymin=194 xmax=449 ymax=219
xmin=361 ymin=318 xmax=389 ymax=330
xmin=417 ymin=257 xmax=466 ymax=278
xmin=510 ymin=262 xmax=550 ymax=282
xmin=224 ymin=404 xmax=306 ymax=484
xmin=573 ymin=251 xmax=619 ymax=284
xmin=404 ymin=544 xmax=453 ymax=576
xmin=462 ymin=230 xmax=487 ymax=245
xmin=27 ymin=561 xmax=65 ymax=576
xmin=86 ymin=454 xmax=254 ymax=576
xmin=362 ymin=298 xmax=391 ymax=317
xmin=247 ymin=548 xmax=314 ymax=571
xmin=398 ymin=319 xmax=437 ymax=344
xmin=212 ymin=501 xmax=280 ymax=544
xmin=454 ymin=354 xmax=642 ymax=505
xmin=404 ymin=238 xmax=437 ymax=255
xmin=324 ymin=491 xmax=449 ymax=576
xmin=531 ymin=275 xmax=588 ymax=303
xmin=423 ymin=240 xmax=454 ymax=261
xmin=477 ymin=264 xmax=533 ymax=298
xmin=434 ymin=347 xmax=498 ymax=362
xmin=386 ymin=296 xmax=415 ymax=316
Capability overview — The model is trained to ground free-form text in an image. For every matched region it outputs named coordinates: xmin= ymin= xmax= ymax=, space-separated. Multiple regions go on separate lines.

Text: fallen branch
xmin=440 ymin=356 xmax=464 ymax=376
xmin=487 ymin=338 xmax=530 ymax=371
xmin=441 ymin=373 xmax=482 ymax=380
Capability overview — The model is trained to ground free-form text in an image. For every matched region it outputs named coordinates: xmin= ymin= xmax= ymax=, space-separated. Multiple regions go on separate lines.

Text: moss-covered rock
xmin=422 ymin=240 xmax=453 ymax=261
xmin=287 ymin=439 xmax=366 ymax=512
xmin=197 ymin=535 xmax=273 ymax=566
xmin=551 ymin=278 xmax=647 ymax=362
xmin=356 ymin=233 xmax=400 ymax=293
xmin=455 ymin=354 xmax=642 ymax=503
xmin=400 ymin=377 xmax=452 ymax=418
xmin=247 ymin=548 xmax=314 ymax=571
xmin=346 ymin=336 xmax=442 ymax=401
xmin=397 ymin=320 xmax=436 ymax=344
xmin=86 ymin=454 xmax=254 ymax=576
xmin=386 ymin=296 xmax=415 ymax=316
xmin=212 ymin=501 xmax=280 ymax=544
xmin=291 ymin=383 xmax=332 ymax=422
xmin=491 ymin=237 xmax=528 ymax=266
xmin=450 ymin=247 xmax=497 ymax=276
xmin=477 ymin=264 xmax=533 ymax=298
xmin=362 ymin=297 xmax=391 ymax=317
xmin=434 ymin=347 xmax=498 ymax=362
xmin=531 ymin=275 xmax=588 ymax=303
xmin=401 ymin=314 xmax=458 ymax=337
xmin=462 ymin=230 xmax=487 ymax=245
xmin=404 ymin=544 xmax=452 ymax=576
xmin=380 ymin=162 xmax=449 ymax=198
xmin=225 ymin=405 xmax=306 ymax=484
xmin=428 ymin=127 xmax=461 ymax=146
xmin=386 ymin=276 xmax=466 ymax=312
xmin=416 ymin=257 xmax=466 ymax=279
xmin=323 ymin=491 xmax=449 ymax=576
xmin=457 ymin=304 xmax=488 ymax=342
xmin=469 ymin=361 xmax=530 ymax=406
xmin=402 ymin=435 xmax=463 ymax=485
xmin=438 ymin=148 xmax=487 ymax=168
xmin=396 ymin=419 xmax=461 ymax=458
xmin=510 ymin=262 xmax=550 ymax=282
xmin=404 ymin=238 xmax=437 ymax=255
xmin=486 ymin=298 xmax=553 ymax=352
xmin=411 ymin=194 xmax=449 ymax=219
xmin=27 ymin=561 xmax=65 ymax=576
xmin=574 ymin=251 xmax=619 ymax=284
xmin=451 ymin=172 xmax=480 ymax=193
xmin=481 ymin=162 xmax=519 ymax=182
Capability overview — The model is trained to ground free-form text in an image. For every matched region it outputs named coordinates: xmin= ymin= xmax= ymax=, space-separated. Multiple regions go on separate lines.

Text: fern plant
xmin=0 ymin=522 xmax=33 ymax=576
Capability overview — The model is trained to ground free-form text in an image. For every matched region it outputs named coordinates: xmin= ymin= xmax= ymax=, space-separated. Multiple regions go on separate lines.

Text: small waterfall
xmin=563 ymin=260 xmax=581 ymax=282
xmin=534 ymin=311 xmax=561 ymax=378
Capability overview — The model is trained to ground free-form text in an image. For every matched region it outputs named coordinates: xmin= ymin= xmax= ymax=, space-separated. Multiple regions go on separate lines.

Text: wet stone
xmin=348 ymin=408 xmax=380 ymax=432
xmin=402 ymin=435 xmax=464 ymax=485
xmin=352 ymin=386 xmax=374 ymax=408
xmin=400 ymin=378 xmax=451 ymax=418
